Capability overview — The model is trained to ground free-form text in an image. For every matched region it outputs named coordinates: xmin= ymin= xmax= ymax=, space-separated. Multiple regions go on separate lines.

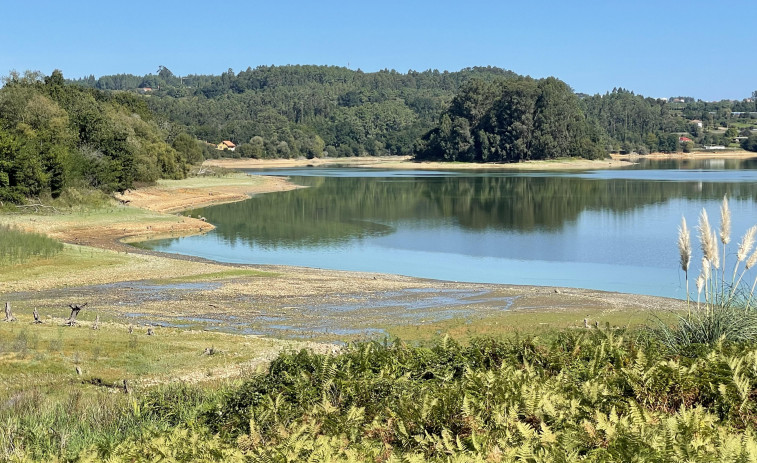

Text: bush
xmin=660 ymin=196 xmax=757 ymax=350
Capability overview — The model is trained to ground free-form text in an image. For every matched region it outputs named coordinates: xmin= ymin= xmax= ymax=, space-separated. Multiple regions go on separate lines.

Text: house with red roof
xmin=217 ymin=140 xmax=236 ymax=152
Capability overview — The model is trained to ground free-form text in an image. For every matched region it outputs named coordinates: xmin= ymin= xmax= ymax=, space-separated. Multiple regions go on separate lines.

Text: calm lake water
xmin=137 ymin=159 xmax=757 ymax=298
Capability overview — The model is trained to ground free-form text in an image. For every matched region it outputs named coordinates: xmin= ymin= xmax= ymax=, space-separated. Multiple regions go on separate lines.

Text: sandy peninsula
xmin=204 ymin=155 xmax=634 ymax=171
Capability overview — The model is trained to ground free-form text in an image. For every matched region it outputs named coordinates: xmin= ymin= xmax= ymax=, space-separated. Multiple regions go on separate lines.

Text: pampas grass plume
xmin=678 ymin=217 xmax=691 ymax=273
xmin=720 ymin=195 xmax=731 ymax=245
xmin=737 ymin=226 xmax=757 ymax=263
xmin=699 ymin=210 xmax=715 ymax=262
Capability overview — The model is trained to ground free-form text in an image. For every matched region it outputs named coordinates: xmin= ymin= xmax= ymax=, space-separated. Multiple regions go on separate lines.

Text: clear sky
xmin=2 ymin=0 xmax=754 ymax=101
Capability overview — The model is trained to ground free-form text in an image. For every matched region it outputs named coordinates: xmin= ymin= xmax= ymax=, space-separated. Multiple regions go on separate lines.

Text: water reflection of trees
xmin=191 ymin=175 xmax=757 ymax=247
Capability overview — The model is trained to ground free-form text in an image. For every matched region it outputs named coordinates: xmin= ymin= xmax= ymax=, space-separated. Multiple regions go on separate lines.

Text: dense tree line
xmin=414 ymin=77 xmax=606 ymax=162
xmin=69 ymin=66 xmax=756 ymax=163
xmin=71 ymin=65 xmax=521 ymax=159
xmin=0 ymin=70 xmax=203 ymax=202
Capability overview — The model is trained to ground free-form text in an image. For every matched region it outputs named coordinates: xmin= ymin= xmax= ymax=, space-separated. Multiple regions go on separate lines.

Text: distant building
xmin=690 ymin=119 xmax=703 ymax=128
xmin=137 ymin=87 xmax=153 ymax=94
xmin=704 ymin=145 xmax=726 ymax=150
xmin=217 ymin=140 xmax=236 ymax=151
xmin=679 ymin=136 xmax=692 ymax=143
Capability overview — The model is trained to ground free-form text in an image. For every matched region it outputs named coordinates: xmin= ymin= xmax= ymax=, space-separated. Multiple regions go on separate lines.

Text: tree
xmin=741 ymin=134 xmax=757 ymax=152
xmin=172 ymin=133 xmax=204 ymax=164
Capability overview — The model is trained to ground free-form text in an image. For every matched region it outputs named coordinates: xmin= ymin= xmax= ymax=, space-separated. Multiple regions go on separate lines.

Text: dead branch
xmin=4 ymin=302 xmax=15 ymax=322
xmin=15 ymin=203 xmax=59 ymax=213
xmin=66 ymin=303 xmax=88 ymax=326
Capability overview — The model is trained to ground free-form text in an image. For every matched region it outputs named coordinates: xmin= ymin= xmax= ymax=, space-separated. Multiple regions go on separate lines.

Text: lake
xmin=137 ymin=159 xmax=757 ymax=298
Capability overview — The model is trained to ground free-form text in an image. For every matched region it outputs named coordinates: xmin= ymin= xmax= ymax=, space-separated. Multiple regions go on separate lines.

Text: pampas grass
xmin=659 ymin=196 xmax=757 ymax=350
xmin=678 ymin=217 xmax=692 ymax=305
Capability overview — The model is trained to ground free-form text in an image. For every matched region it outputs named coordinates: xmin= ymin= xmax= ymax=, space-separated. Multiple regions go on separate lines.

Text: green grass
xmin=156 ymin=172 xmax=266 ymax=190
xmin=0 ymin=319 xmax=288 ymax=397
xmin=0 ymin=225 xmax=63 ymax=264
xmin=387 ymin=306 xmax=660 ymax=342
xmin=0 ymin=318 xmax=305 ymax=460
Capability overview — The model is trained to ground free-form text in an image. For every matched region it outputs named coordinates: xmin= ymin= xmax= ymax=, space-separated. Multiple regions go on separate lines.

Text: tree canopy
xmin=0 ymin=70 xmax=201 ymax=202
xmin=414 ymin=77 xmax=605 ymax=162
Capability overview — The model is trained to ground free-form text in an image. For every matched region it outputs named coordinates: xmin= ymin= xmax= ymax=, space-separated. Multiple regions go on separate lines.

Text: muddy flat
xmin=0 ymin=168 xmax=684 ymax=343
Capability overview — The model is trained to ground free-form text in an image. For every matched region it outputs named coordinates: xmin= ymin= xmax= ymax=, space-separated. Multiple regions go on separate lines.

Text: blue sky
xmin=2 ymin=0 xmax=754 ymax=100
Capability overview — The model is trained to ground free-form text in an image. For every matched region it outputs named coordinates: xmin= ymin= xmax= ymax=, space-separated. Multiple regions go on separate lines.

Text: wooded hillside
xmin=0 ymin=71 xmax=203 ymax=202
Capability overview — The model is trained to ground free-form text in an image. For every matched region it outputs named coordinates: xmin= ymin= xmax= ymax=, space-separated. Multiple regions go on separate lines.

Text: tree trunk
xmin=4 ymin=302 xmax=15 ymax=322
xmin=66 ymin=303 xmax=87 ymax=326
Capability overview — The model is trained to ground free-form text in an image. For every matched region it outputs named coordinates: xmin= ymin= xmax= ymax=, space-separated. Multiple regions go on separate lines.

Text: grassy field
xmin=387 ymin=305 xmax=662 ymax=341
xmin=0 ymin=317 xmax=325 ymax=461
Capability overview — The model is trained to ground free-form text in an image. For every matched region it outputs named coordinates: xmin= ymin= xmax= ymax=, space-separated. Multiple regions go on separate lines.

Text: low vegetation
xmin=0 ymin=225 xmax=63 ymax=264
xmin=7 ymin=331 xmax=757 ymax=461
xmin=0 ymin=319 xmax=305 ymax=461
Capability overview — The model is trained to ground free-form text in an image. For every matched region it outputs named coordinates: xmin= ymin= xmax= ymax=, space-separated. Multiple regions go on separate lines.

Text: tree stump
xmin=66 ymin=303 xmax=87 ymax=326
xmin=92 ymin=314 xmax=100 ymax=330
xmin=33 ymin=308 xmax=42 ymax=324
xmin=4 ymin=302 xmax=15 ymax=322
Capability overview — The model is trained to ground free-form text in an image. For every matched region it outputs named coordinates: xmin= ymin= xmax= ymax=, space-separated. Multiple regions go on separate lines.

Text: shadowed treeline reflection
xmin=187 ymin=173 xmax=757 ymax=248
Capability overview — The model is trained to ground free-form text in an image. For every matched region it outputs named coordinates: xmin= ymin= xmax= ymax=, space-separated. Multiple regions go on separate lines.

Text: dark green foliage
xmin=0 ymin=70 xmax=198 ymax=201
xmin=70 ymin=65 xmax=522 ymax=159
xmin=0 ymin=224 xmax=63 ymax=263
xmin=415 ymin=77 xmax=605 ymax=162
xmin=742 ymin=134 xmax=757 ymax=152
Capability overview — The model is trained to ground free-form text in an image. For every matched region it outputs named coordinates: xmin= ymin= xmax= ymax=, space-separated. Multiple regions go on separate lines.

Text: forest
xmin=70 ymin=65 xmax=757 ymax=163
xmin=414 ymin=77 xmax=606 ymax=162
xmin=0 ymin=70 xmax=203 ymax=203
xmin=71 ymin=65 xmax=520 ymax=159
xmin=1 ymin=66 xmax=755 ymax=203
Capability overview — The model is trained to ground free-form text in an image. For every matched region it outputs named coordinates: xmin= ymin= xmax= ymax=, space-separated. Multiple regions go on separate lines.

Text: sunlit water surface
xmin=136 ymin=159 xmax=757 ymax=298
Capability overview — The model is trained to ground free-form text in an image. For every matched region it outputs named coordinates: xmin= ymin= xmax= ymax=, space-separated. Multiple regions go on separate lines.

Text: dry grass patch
xmin=0 ymin=316 xmax=323 ymax=397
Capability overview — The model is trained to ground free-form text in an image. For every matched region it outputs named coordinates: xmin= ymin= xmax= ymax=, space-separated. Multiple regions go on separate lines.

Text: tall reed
xmin=0 ymin=225 xmax=63 ymax=264
xmin=666 ymin=196 xmax=757 ymax=348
